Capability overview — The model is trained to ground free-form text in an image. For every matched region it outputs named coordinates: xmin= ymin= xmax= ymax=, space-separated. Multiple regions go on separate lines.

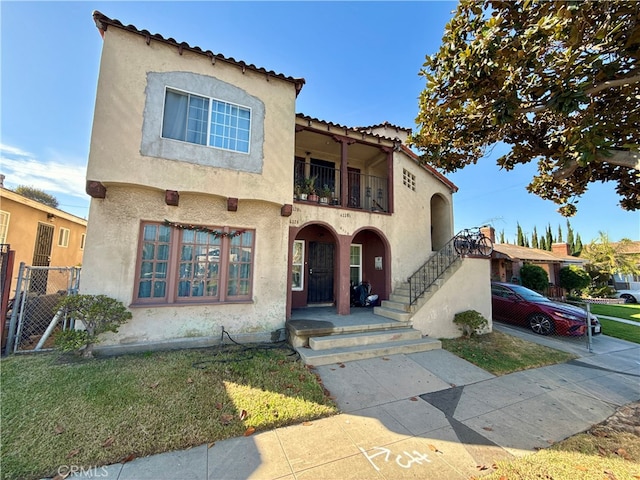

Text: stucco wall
xmin=81 ymin=186 xmax=289 ymax=345
xmin=88 ymin=27 xmax=296 ymax=204
xmin=1 ymin=190 xmax=86 ymax=296
xmin=410 ymin=257 xmax=492 ymax=339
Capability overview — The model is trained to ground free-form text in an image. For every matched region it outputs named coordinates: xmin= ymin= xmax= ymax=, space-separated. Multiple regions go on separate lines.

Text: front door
xmin=31 ymin=223 xmax=54 ymax=294
xmin=307 ymin=242 xmax=334 ymax=303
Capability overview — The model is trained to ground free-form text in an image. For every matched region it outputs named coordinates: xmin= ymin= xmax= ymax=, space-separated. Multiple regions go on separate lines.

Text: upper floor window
xmin=80 ymin=233 xmax=86 ymax=250
xmin=162 ymin=88 xmax=251 ymax=154
xmin=58 ymin=227 xmax=70 ymax=247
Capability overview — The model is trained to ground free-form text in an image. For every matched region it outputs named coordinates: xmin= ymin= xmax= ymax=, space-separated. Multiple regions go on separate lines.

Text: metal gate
xmin=6 ymin=263 xmax=81 ymax=353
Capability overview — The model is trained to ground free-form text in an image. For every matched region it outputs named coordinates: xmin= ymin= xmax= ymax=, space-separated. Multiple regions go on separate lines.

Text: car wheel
xmin=621 ymin=294 xmax=637 ymax=304
xmin=528 ymin=313 xmax=554 ymax=335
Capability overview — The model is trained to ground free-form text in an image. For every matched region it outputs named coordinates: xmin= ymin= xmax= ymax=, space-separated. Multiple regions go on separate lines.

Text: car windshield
xmin=509 ymin=285 xmax=550 ymax=302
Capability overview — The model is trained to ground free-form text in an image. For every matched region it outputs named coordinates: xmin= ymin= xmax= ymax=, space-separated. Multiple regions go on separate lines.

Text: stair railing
xmin=407 ymin=236 xmax=460 ymax=306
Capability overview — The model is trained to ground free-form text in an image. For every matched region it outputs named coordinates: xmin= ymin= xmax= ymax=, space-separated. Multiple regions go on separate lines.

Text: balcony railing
xmin=294 ymin=159 xmax=388 ymax=212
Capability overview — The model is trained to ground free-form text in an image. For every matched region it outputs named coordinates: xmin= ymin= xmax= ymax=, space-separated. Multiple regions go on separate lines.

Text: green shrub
xmin=53 ymin=329 xmax=89 ymax=352
xmin=520 ymin=263 xmax=549 ymax=292
xmin=56 ymin=294 xmax=132 ymax=357
xmin=559 ymin=265 xmax=590 ymax=296
xmin=453 ymin=310 xmax=488 ymax=338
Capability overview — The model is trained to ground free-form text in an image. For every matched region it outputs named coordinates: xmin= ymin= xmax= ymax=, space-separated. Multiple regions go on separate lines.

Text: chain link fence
xmin=6 ymin=263 xmax=81 ymax=353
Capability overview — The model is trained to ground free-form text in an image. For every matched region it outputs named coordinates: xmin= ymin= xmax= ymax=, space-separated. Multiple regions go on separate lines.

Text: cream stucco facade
xmin=83 ymin=11 xmax=490 ymax=350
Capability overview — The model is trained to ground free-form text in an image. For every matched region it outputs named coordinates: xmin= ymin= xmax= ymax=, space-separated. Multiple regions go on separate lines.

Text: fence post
xmin=585 ymin=301 xmax=593 ymax=353
xmin=6 ymin=262 xmax=26 ymax=355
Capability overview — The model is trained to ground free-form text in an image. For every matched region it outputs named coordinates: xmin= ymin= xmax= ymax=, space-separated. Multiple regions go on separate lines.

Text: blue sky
xmin=1 ymin=1 xmax=638 ymax=244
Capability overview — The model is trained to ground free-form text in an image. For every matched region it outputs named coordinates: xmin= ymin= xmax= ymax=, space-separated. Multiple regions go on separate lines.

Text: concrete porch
xmin=287 ymin=306 xmax=441 ymax=366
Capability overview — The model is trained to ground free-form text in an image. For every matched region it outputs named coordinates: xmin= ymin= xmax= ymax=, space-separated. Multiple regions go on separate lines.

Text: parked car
xmin=491 ymin=282 xmax=601 ymax=336
xmin=615 ymin=289 xmax=639 ymax=303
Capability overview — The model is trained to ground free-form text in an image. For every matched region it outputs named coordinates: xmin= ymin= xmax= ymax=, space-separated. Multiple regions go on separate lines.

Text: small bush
xmin=453 ymin=310 xmax=488 ymax=338
xmin=56 ymin=294 xmax=132 ymax=357
xmin=53 ymin=329 xmax=89 ymax=353
xmin=520 ymin=264 xmax=549 ymax=292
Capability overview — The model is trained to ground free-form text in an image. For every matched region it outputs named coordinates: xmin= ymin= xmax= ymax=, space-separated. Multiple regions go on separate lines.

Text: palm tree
xmin=581 ymin=232 xmax=640 ymax=284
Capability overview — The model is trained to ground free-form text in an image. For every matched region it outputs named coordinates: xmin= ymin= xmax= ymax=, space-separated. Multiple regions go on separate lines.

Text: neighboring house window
xmin=80 ymin=233 xmax=86 ymax=250
xmin=134 ymin=222 xmax=254 ymax=304
xmin=292 ymin=240 xmax=304 ymax=291
xmin=350 ymin=244 xmax=362 ymax=286
xmin=58 ymin=228 xmax=70 ymax=247
xmin=0 ymin=211 xmax=9 ymax=244
xmin=403 ymin=169 xmax=416 ymax=191
xmin=162 ymin=88 xmax=251 ymax=154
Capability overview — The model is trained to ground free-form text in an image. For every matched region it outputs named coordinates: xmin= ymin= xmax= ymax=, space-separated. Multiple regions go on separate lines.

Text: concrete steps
xmin=297 ymin=335 xmax=441 ymax=367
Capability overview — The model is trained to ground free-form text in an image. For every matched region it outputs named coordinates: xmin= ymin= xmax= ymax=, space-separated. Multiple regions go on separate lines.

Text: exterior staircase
xmin=291 ymin=237 xmax=463 ymax=366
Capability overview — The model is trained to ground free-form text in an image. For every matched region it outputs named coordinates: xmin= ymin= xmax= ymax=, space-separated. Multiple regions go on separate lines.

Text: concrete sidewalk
xmin=63 ymin=332 xmax=639 ymax=479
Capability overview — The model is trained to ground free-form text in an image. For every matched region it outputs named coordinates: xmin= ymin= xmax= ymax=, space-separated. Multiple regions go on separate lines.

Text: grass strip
xmin=0 ymin=345 xmax=337 ymax=480
xmin=440 ymin=331 xmax=577 ymax=375
xmin=588 ymin=303 xmax=640 ymax=322
xmin=597 ymin=319 xmax=640 ymax=344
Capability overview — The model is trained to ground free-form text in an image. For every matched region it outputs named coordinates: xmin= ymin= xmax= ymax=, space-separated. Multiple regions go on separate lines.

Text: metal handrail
xmin=407 ymin=236 xmax=460 ymax=306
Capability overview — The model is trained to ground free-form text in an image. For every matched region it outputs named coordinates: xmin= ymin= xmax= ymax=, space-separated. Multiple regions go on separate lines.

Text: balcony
xmin=294 ymin=159 xmax=388 ymax=212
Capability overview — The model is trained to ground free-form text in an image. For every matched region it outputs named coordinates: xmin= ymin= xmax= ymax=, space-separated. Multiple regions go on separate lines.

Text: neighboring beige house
xmin=82 ymin=11 xmax=491 ymax=351
xmin=0 ymin=185 xmax=87 ymax=297
xmin=482 ymin=227 xmax=585 ymax=296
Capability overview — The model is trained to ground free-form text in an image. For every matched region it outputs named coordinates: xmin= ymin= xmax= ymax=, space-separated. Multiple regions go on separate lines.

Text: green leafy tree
xmin=531 ymin=227 xmax=539 ymax=249
xmin=539 ymin=236 xmax=547 ymax=251
xmin=557 ymin=225 xmax=563 ymax=243
xmin=517 ymin=222 xmax=525 ymax=247
xmin=412 ymin=1 xmax=640 ymax=216
xmin=558 ymin=265 xmax=590 ymax=296
xmin=581 ymin=232 xmax=640 ymax=280
xmin=566 ymin=219 xmax=575 ymax=254
xmin=545 ymin=224 xmax=554 ymax=251
xmin=520 ymin=264 xmax=549 ymax=292
xmin=499 ymin=230 xmax=505 ymax=243
xmin=575 ymin=234 xmax=584 ymax=255
xmin=15 ymin=185 xmax=59 ymax=208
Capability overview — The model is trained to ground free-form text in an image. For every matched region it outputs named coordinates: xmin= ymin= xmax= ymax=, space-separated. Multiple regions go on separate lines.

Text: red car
xmin=491 ymin=282 xmax=601 ymax=336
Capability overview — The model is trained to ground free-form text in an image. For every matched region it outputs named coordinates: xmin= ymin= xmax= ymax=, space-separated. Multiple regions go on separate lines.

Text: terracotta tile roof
xmin=356 ymin=122 xmax=412 ymax=133
xmin=493 ymin=243 xmax=585 ymax=263
xmin=92 ymin=11 xmax=306 ymax=96
xmin=295 ymin=114 xmax=403 ymax=142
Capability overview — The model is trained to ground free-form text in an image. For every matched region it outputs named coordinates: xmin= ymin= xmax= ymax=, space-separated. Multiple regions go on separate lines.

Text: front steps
xmin=289 ymin=318 xmax=441 ymax=366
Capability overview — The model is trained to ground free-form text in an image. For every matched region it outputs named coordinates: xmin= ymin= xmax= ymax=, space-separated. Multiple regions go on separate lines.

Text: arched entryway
xmin=430 ymin=193 xmax=452 ymax=251
xmin=290 ymin=223 xmax=339 ymax=309
xmin=351 ymin=228 xmax=391 ymax=305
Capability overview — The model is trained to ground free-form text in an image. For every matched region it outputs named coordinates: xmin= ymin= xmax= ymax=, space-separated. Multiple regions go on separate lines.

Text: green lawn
xmin=441 ymin=330 xmax=577 ymax=375
xmin=588 ymin=303 xmax=640 ymax=322
xmin=0 ymin=345 xmax=337 ymax=480
xmin=598 ymin=318 xmax=640 ymax=344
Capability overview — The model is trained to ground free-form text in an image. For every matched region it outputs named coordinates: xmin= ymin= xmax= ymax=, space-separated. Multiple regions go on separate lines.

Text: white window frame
xmin=161 ymin=87 xmax=252 ymax=154
xmin=0 ymin=210 xmax=9 ymax=244
xmin=58 ymin=227 xmax=70 ymax=248
xmin=350 ymin=244 xmax=362 ymax=286
xmin=292 ymin=240 xmax=305 ymax=291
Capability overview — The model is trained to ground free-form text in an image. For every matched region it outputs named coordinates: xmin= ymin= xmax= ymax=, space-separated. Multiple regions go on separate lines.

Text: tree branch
xmin=552 ymin=149 xmax=640 ymax=180
xmin=516 ymin=72 xmax=640 ymax=115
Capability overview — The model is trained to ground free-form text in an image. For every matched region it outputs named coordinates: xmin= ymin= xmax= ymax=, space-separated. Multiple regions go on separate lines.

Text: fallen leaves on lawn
xmin=220 ymin=414 xmax=234 ymax=425
xmin=148 ymin=381 xmax=160 ymax=389
xmin=102 ymin=436 xmax=115 ymax=448
xmin=54 ymin=424 xmax=65 ymax=435
xmin=66 ymin=449 xmax=80 ymax=459
xmin=239 ymin=409 xmax=248 ymax=421
xmin=121 ymin=453 xmax=137 ymax=463
xmin=244 ymin=427 xmax=256 ymax=436
xmin=615 ymin=447 xmax=631 ymax=460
